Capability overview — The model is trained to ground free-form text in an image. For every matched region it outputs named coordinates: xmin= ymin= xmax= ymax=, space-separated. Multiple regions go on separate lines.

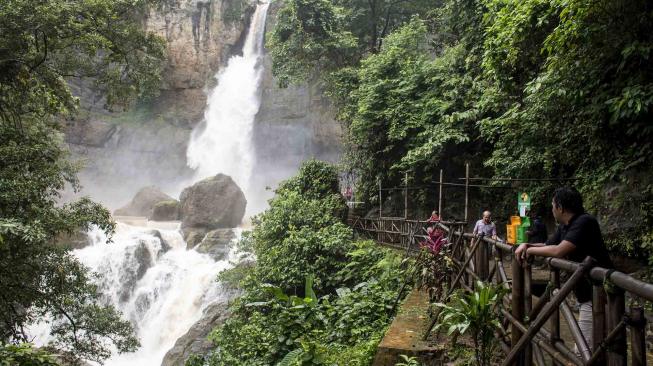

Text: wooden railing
xmin=348 ymin=216 xmax=466 ymax=253
xmin=348 ymin=216 xmax=652 ymax=366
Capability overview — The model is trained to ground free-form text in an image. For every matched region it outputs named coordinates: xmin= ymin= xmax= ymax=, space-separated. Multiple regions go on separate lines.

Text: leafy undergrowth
xmin=189 ymin=160 xmax=411 ymax=366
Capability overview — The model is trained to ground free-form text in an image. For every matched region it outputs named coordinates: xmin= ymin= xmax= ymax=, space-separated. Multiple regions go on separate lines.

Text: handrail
xmin=347 ymin=215 xmax=651 ymax=366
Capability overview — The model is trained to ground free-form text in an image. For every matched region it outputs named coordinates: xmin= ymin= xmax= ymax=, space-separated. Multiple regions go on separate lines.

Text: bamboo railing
xmin=348 ymin=216 xmax=651 ymax=366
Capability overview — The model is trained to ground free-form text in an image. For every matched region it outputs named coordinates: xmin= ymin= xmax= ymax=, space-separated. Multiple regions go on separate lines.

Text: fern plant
xmin=277 ymin=348 xmax=303 ymax=366
xmin=433 ymin=281 xmax=506 ymax=366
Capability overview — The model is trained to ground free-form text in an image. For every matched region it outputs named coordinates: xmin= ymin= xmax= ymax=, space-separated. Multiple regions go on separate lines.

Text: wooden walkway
xmin=373 ymin=289 xmax=443 ymax=366
xmin=349 ymin=216 xmax=653 ymax=366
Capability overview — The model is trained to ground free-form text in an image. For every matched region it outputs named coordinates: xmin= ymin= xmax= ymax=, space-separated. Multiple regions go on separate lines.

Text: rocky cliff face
xmin=64 ymin=0 xmax=254 ymax=209
xmin=65 ymin=0 xmax=343 ymax=210
xmin=145 ymin=0 xmax=254 ymax=127
xmin=251 ymin=1 xmax=342 ymax=193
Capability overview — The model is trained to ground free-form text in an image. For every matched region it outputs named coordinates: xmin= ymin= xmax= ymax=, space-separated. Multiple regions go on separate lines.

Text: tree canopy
xmin=269 ymin=0 xmax=653 ymax=262
xmin=0 ymin=0 xmax=165 ymax=362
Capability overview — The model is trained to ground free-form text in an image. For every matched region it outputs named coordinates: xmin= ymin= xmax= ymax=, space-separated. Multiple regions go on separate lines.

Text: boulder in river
xmin=161 ymin=301 xmax=233 ymax=366
xmin=151 ymin=200 xmax=181 ymax=221
xmin=114 ymin=186 xmax=176 ymax=218
xmin=179 ymin=174 xmax=246 ymax=242
xmin=117 ymin=240 xmax=153 ymax=303
xmin=194 ymin=229 xmax=235 ymax=260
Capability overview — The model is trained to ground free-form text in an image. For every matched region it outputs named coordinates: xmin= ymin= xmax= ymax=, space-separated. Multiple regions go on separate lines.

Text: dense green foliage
xmin=0 ymin=0 xmax=165 ymax=362
xmin=0 ymin=343 xmax=59 ymax=366
xmin=269 ymin=0 xmax=653 ymax=262
xmin=434 ymin=282 xmax=506 ymax=366
xmin=267 ymin=0 xmax=435 ymax=87
xmin=200 ymin=160 xmax=408 ymax=366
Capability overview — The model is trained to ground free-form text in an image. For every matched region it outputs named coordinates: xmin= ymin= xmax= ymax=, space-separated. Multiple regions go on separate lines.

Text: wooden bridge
xmin=348 ymin=216 xmax=652 ymax=366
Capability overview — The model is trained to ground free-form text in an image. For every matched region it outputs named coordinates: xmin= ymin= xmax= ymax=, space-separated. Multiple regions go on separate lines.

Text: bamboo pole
xmin=560 ymin=300 xmax=591 ymax=362
xmin=587 ymin=319 xmax=627 ymax=365
xmin=549 ymin=268 xmax=561 ymax=344
xmin=378 ymin=180 xmax=382 ymax=218
xmin=524 ymin=263 xmax=533 ymax=365
xmin=475 ymin=236 xmax=486 ymax=281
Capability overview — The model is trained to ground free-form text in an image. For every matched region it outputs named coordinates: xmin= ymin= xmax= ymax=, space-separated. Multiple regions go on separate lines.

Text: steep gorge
xmin=64 ymin=0 xmax=342 ymax=211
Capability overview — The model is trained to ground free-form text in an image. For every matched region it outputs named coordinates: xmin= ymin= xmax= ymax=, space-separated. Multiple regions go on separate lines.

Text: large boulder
xmin=114 ymin=186 xmax=176 ymax=217
xmin=195 ymin=229 xmax=235 ymax=259
xmin=151 ymin=200 xmax=181 ymax=221
xmin=117 ymin=240 xmax=153 ymax=303
xmin=161 ymin=301 xmax=233 ymax=366
xmin=179 ymin=174 xmax=246 ymax=242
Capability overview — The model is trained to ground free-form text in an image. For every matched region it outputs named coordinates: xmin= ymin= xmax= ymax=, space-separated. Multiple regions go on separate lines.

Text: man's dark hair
xmin=552 ymin=187 xmax=585 ymax=214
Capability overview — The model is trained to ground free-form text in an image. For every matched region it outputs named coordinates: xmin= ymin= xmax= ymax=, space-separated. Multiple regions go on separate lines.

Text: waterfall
xmin=29 ymin=223 xmax=239 ymax=366
xmin=186 ymin=2 xmax=270 ymax=216
xmin=30 ymin=4 xmax=271 ymax=364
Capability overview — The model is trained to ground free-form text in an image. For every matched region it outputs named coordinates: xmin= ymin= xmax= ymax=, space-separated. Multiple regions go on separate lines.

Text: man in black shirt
xmin=515 ymin=187 xmax=612 ymax=352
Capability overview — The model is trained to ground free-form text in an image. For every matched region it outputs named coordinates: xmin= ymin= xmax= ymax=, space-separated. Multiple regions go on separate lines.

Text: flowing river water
xmin=31 ymin=2 xmax=271 ymax=365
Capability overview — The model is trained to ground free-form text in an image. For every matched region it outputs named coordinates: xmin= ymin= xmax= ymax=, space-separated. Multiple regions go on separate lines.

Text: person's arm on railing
xmin=515 ymin=243 xmax=543 ymax=265
xmin=515 ymin=241 xmax=575 ymax=266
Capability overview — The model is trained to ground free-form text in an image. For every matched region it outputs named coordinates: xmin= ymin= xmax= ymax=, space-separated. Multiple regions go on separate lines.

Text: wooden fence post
xmin=378 ymin=180 xmax=382 ymax=218
xmin=438 ymin=169 xmax=443 ymax=219
xmin=549 ymin=268 xmax=560 ymax=344
xmin=511 ymin=253 xmax=525 ymax=366
xmin=464 ymin=163 xmax=469 ymax=222
xmin=476 ymin=237 xmax=489 ymax=281
xmin=524 ymin=263 xmax=533 ymax=365
xmin=404 ymin=171 xmax=408 ymax=219
xmin=629 ymin=306 xmax=646 ymax=366
xmin=592 ymin=284 xmax=607 ymax=366
xmin=606 ymin=287 xmax=626 ymax=366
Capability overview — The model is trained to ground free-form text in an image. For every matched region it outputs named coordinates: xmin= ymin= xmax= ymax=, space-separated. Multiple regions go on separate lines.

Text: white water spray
xmin=30 ymin=223 xmax=240 ymax=366
xmin=186 ymin=2 xmax=270 ymax=216
xmin=31 ymin=5 xmax=271 ymax=364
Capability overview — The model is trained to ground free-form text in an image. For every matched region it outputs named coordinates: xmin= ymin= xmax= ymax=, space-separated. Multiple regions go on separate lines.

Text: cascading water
xmin=30 ymin=223 xmax=239 ymax=366
xmin=31 ymin=4 xmax=271 ymax=364
xmin=186 ymin=2 xmax=270 ymax=216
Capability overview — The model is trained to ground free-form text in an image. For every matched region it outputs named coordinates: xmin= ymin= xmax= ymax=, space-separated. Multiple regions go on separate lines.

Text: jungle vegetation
xmin=0 ymin=0 xmax=165 ymax=362
xmin=268 ymin=0 xmax=653 ymax=263
xmin=192 ymin=160 xmax=411 ymax=366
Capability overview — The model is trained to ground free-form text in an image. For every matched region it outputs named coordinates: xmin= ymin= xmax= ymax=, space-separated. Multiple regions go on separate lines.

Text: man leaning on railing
xmin=515 ymin=187 xmax=613 ymax=353
xmin=473 ymin=210 xmax=498 ymax=240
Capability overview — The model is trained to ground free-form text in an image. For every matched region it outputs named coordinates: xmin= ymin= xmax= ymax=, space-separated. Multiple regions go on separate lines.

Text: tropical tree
xmin=0 ymin=0 xmax=165 ymax=362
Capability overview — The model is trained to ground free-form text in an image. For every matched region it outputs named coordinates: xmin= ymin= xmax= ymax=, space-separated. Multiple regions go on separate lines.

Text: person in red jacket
xmin=427 ymin=210 xmax=440 ymax=223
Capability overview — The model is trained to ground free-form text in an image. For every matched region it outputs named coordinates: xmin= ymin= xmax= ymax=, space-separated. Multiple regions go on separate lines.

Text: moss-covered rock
xmin=151 ymin=200 xmax=181 ymax=221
